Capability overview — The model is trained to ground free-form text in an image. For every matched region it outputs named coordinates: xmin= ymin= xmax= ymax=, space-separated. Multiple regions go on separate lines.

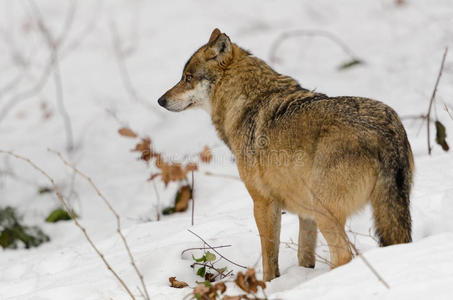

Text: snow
xmin=1 ymin=0 xmax=453 ymax=299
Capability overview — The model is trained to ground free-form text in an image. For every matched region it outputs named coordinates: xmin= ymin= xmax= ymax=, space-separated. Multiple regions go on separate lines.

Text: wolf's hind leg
xmin=316 ymin=211 xmax=352 ymax=268
xmin=298 ymin=217 xmax=317 ymax=268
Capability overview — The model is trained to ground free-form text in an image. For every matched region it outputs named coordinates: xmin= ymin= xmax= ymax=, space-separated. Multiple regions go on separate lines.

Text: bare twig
xmin=204 ymin=171 xmax=241 ymax=181
xmin=151 ymin=178 xmax=161 ymax=221
xmin=59 ymin=0 xmax=102 ymax=58
xmin=0 ymin=149 xmax=136 ymax=300
xmin=281 ymin=239 xmax=334 ymax=267
xmin=191 ymin=262 xmax=230 ymax=280
xmin=29 ymin=0 xmax=75 ymax=152
xmin=0 ymin=54 xmax=55 ymax=123
xmin=400 ymin=114 xmax=429 ymax=121
xmin=187 ymin=229 xmax=247 ymax=269
xmin=53 ymin=58 xmax=74 ymax=151
xmin=0 ymin=68 xmax=29 ymax=100
xmin=442 ymin=102 xmax=453 ymax=120
xmin=297 ymin=176 xmax=391 ymax=289
xmin=346 ymin=228 xmax=379 ymax=244
xmin=0 ymin=0 xmax=76 ymax=125
xmin=181 ymin=245 xmax=232 ymax=256
xmin=427 ymin=47 xmax=448 ymax=155
xmin=349 ymin=242 xmax=390 ymax=289
xmin=191 ymin=170 xmax=195 ymax=226
xmin=49 ymin=149 xmax=150 ymax=300
xmin=109 ymin=19 xmax=164 ymax=117
xmin=269 ymin=29 xmax=360 ymax=64
xmin=0 ymin=156 xmax=38 ymax=187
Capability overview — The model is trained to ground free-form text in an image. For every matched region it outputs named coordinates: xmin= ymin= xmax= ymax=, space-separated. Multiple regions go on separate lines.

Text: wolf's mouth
xmin=165 ymin=101 xmax=194 ymax=112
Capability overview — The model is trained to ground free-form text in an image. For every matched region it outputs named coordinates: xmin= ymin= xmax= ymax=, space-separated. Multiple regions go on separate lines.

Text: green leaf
xmin=435 ymin=120 xmax=449 ymax=151
xmin=162 ymin=206 xmax=175 ymax=215
xmin=217 ymin=266 xmax=227 ymax=274
xmin=205 ymin=251 xmax=216 ymax=262
xmin=45 ymin=208 xmax=74 ymax=223
xmin=338 ymin=58 xmax=363 ymax=70
xmin=197 ymin=266 xmax=206 ymax=278
xmin=38 ymin=186 xmax=53 ymax=194
xmin=192 ymin=254 xmax=206 ymax=262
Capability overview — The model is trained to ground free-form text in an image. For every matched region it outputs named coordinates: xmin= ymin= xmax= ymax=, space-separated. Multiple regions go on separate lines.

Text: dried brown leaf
xmin=205 ymin=272 xmax=215 ymax=282
xmin=132 ymin=138 xmax=152 ymax=162
xmin=160 ymin=163 xmax=184 ymax=186
xmin=174 ymin=185 xmax=192 ymax=212
xmin=233 ymin=269 xmax=265 ymax=295
xmin=200 ymin=146 xmax=213 ymax=163
xmin=169 ymin=276 xmax=188 ymax=288
xmin=118 ymin=127 xmax=137 ymax=138
xmin=245 ymin=268 xmax=260 ymax=293
xmin=234 ymin=272 xmax=249 ymax=293
xmin=194 ymin=283 xmax=210 ymax=296
xmin=222 ymin=296 xmax=241 ymax=300
xmin=148 ymin=173 xmax=161 ymax=181
xmin=214 ymin=282 xmax=227 ymax=294
xmin=185 ymin=162 xmax=198 ymax=172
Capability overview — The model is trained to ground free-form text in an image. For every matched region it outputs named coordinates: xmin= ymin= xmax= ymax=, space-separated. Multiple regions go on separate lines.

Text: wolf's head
xmin=158 ymin=28 xmax=234 ymax=113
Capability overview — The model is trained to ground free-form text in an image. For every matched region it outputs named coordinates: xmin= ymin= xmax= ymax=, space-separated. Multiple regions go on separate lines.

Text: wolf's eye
xmin=185 ymin=75 xmax=193 ymax=83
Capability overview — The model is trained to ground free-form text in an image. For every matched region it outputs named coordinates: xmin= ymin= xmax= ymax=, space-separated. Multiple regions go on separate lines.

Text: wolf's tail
xmin=370 ymin=138 xmax=413 ymax=246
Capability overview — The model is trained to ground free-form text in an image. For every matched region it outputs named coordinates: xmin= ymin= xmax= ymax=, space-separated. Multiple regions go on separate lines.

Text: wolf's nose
xmin=158 ymin=96 xmax=167 ymax=107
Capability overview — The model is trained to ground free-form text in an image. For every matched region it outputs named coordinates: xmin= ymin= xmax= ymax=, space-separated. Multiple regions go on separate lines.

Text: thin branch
xmin=0 ymin=53 xmax=55 ymax=123
xmin=109 ymin=18 xmax=164 ymax=117
xmin=181 ymin=245 xmax=232 ymax=256
xmin=296 ymin=175 xmax=391 ymax=289
xmin=281 ymin=239 xmax=334 ymax=267
xmin=53 ymin=58 xmax=74 ymax=151
xmin=191 ymin=262 xmax=230 ymax=279
xmin=269 ymin=29 xmax=360 ymax=64
xmin=204 ymin=171 xmax=241 ymax=181
xmin=29 ymin=0 xmax=75 ymax=152
xmin=442 ymin=102 xmax=453 ymax=120
xmin=151 ymin=178 xmax=161 ymax=221
xmin=0 ymin=149 xmax=136 ymax=300
xmin=191 ymin=170 xmax=195 ymax=226
xmin=427 ymin=47 xmax=448 ymax=155
xmin=349 ymin=242 xmax=389 ymax=289
xmin=49 ymin=149 xmax=150 ymax=300
xmin=187 ymin=229 xmax=247 ymax=269
xmin=400 ymin=114 xmax=429 ymax=121
xmin=0 ymin=67 xmax=28 ymax=100
xmin=346 ymin=228 xmax=379 ymax=244
xmin=59 ymin=0 xmax=102 ymax=59
xmin=0 ymin=0 xmax=76 ymax=124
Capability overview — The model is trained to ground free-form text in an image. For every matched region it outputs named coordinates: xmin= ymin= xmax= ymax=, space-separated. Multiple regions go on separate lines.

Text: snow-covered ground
xmin=1 ymin=0 xmax=453 ymax=299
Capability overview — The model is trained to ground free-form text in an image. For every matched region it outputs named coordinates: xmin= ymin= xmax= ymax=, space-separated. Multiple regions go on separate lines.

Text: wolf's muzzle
xmin=158 ymin=95 xmax=167 ymax=107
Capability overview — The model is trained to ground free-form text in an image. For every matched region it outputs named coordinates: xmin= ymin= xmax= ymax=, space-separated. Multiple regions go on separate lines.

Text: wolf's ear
xmin=207 ymin=28 xmax=232 ymax=61
xmin=208 ymin=28 xmax=221 ymax=44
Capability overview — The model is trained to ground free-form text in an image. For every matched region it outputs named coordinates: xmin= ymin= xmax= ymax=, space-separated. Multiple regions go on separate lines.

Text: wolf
xmin=158 ymin=28 xmax=414 ymax=281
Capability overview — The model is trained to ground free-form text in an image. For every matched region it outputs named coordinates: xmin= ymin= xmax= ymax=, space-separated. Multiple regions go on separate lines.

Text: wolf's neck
xmin=209 ymin=53 xmax=310 ymax=153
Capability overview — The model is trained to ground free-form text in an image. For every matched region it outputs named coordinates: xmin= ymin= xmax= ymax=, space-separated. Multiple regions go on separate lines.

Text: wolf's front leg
xmin=247 ymin=185 xmax=281 ymax=281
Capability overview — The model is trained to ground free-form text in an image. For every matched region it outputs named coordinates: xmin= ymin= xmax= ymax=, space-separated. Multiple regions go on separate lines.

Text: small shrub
xmin=0 ymin=206 xmax=50 ymax=249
